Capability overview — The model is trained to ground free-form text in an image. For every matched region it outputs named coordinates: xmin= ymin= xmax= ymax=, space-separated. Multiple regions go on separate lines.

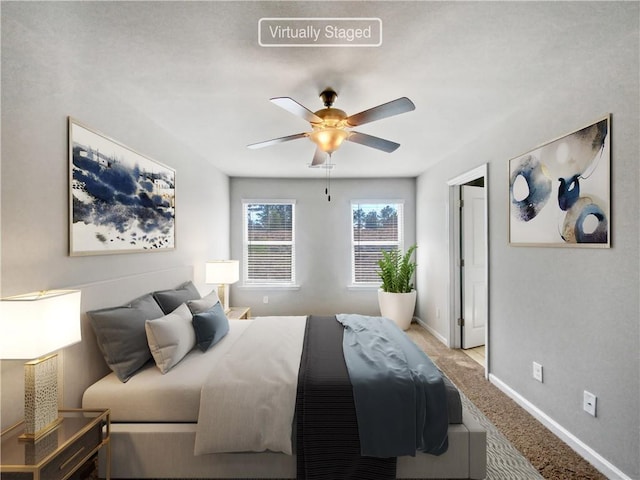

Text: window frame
xmin=350 ymin=200 xmax=405 ymax=287
xmin=242 ymin=199 xmax=297 ymax=288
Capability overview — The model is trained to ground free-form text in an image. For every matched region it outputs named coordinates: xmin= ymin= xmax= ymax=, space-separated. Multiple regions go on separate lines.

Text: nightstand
xmin=1 ymin=408 xmax=110 ymax=480
xmin=227 ymin=306 xmax=251 ymax=319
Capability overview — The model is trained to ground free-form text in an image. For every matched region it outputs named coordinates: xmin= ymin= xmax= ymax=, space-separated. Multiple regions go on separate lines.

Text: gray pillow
xmin=145 ymin=303 xmax=196 ymax=374
xmin=153 ymin=281 xmax=201 ymax=314
xmin=192 ymin=302 xmax=229 ymax=352
xmin=187 ymin=289 xmax=220 ymax=315
xmin=88 ymin=293 xmax=165 ymax=382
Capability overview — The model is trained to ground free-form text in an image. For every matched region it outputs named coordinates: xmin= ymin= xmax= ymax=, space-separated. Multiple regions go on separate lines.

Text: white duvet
xmin=194 ymin=316 xmax=307 ymax=455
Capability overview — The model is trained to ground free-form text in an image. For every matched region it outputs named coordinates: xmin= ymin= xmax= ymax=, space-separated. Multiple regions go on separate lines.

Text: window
xmin=242 ymin=200 xmax=296 ymax=286
xmin=351 ymin=201 xmax=404 ymax=285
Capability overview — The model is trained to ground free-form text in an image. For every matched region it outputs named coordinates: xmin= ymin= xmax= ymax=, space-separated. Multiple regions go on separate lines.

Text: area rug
xmin=458 ymin=388 xmax=543 ymax=479
xmin=406 ymin=325 xmax=607 ymax=480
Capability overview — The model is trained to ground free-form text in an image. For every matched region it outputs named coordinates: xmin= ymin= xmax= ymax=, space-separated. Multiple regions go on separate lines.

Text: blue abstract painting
xmin=509 ymin=116 xmax=610 ymax=247
xmin=69 ymin=119 xmax=175 ymax=255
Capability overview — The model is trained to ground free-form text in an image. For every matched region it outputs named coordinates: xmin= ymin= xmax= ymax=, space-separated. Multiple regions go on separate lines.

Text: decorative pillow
xmin=187 ymin=289 xmax=220 ymax=315
xmin=153 ymin=281 xmax=201 ymax=314
xmin=88 ymin=293 xmax=165 ymax=382
xmin=145 ymin=303 xmax=196 ymax=374
xmin=192 ymin=301 xmax=229 ymax=352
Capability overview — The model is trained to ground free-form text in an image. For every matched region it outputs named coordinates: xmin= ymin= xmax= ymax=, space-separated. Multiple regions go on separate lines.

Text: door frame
xmin=447 ymin=164 xmax=489 ymax=378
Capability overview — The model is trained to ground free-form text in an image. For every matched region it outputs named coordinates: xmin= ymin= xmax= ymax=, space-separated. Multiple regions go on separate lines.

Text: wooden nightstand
xmin=1 ymin=408 xmax=110 ymax=480
xmin=227 ymin=306 xmax=251 ymax=319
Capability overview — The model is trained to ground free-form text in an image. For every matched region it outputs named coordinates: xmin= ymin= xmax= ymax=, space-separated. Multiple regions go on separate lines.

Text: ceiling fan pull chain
xmin=325 ymin=159 xmax=329 ymax=196
xmin=326 ymin=155 xmax=332 ymax=201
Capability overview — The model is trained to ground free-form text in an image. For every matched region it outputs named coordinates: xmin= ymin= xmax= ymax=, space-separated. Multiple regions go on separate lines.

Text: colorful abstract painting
xmin=69 ymin=118 xmax=175 ymax=255
xmin=509 ymin=115 xmax=610 ymax=247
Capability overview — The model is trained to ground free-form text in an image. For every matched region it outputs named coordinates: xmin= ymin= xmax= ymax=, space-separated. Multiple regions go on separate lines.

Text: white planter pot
xmin=377 ymin=289 xmax=417 ymax=331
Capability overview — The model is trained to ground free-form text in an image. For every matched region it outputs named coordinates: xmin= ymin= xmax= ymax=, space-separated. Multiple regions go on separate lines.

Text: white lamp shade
xmin=0 ymin=290 xmax=82 ymax=359
xmin=205 ymin=260 xmax=240 ymax=285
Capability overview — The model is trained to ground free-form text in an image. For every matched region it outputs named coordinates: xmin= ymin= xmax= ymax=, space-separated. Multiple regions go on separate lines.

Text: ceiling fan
xmin=247 ymin=88 xmax=416 ymax=167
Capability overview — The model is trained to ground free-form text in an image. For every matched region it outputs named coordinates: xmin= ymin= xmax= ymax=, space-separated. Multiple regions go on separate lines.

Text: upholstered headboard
xmin=63 ymin=265 xmax=194 ymax=408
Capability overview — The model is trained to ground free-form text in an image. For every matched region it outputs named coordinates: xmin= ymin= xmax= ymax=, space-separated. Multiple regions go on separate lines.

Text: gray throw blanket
xmin=336 ymin=314 xmax=449 ymax=458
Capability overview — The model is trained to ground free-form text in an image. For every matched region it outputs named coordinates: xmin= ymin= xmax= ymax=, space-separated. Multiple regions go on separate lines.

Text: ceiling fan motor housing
xmin=313 ymin=107 xmax=347 ymax=127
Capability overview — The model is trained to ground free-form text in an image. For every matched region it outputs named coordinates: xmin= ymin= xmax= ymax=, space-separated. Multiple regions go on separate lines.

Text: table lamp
xmin=205 ymin=260 xmax=239 ymax=313
xmin=0 ymin=289 xmax=82 ymax=441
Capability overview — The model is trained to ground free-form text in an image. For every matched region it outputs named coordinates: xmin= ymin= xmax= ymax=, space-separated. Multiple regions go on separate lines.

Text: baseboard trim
xmin=413 ymin=317 xmax=449 ymax=347
xmin=489 ymin=374 xmax=632 ymax=480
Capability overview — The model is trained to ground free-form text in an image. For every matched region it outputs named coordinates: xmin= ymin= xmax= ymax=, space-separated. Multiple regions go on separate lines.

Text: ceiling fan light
xmin=309 ymin=128 xmax=349 ymax=153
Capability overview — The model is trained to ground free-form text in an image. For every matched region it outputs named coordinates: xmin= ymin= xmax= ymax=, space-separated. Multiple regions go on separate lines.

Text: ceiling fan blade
xmin=247 ymin=132 xmax=308 ymax=149
xmin=346 ymin=97 xmax=415 ymax=127
xmin=270 ymin=97 xmax=323 ymax=124
xmin=311 ymin=147 xmax=327 ymax=166
xmin=347 ymin=131 xmax=400 ymax=153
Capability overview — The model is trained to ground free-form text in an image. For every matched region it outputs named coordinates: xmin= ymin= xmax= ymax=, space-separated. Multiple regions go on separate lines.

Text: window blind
xmin=243 ymin=201 xmax=296 ymax=285
xmin=351 ymin=202 xmax=404 ymax=284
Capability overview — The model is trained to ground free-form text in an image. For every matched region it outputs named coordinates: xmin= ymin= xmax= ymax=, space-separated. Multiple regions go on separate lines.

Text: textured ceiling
xmin=4 ymin=1 xmax=620 ymax=178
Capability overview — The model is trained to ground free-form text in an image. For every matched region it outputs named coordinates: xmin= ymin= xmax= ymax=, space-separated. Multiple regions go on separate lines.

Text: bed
xmin=68 ymin=267 xmax=486 ymax=479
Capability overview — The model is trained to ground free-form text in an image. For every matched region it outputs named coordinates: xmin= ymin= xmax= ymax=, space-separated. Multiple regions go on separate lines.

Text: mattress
xmin=83 ymin=317 xmax=462 ymax=425
xmin=82 ymin=319 xmax=251 ymax=422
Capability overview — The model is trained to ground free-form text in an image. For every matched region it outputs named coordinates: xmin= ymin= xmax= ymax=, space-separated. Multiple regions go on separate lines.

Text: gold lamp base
xmin=19 ymin=354 xmax=62 ymax=442
xmin=216 ymin=284 xmax=231 ymax=313
xmin=19 ymin=417 xmax=63 ymax=442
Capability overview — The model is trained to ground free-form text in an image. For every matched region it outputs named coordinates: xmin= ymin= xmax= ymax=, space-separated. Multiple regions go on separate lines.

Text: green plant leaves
xmin=377 ymin=244 xmax=417 ymax=293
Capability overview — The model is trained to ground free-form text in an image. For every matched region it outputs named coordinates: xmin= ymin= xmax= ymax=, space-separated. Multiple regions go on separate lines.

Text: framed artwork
xmin=69 ymin=118 xmax=175 ymax=256
xmin=508 ymin=115 xmax=610 ymax=248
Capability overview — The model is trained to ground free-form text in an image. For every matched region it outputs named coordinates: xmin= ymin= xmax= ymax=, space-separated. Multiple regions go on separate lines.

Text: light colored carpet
xmin=407 ymin=324 xmax=606 ymax=480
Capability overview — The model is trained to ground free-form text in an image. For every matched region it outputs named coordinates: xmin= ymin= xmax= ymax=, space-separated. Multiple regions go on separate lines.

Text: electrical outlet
xmin=532 ymin=362 xmax=543 ymax=382
xmin=583 ymin=391 xmax=597 ymax=417
xmin=263 ymin=295 xmax=269 ymax=304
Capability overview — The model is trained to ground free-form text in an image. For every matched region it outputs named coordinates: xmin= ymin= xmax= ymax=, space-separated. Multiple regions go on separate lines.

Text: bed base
xmin=100 ymin=409 xmax=486 ymax=479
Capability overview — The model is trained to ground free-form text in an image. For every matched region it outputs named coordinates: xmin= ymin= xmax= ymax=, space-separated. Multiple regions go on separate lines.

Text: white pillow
xmin=145 ymin=303 xmax=196 ymax=374
xmin=187 ymin=289 xmax=220 ymax=314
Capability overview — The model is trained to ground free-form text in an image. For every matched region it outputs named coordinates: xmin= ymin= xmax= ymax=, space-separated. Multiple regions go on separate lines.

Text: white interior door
xmin=461 ymin=185 xmax=486 ymax=349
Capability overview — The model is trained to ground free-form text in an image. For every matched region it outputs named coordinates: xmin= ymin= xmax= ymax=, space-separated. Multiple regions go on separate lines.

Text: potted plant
xmin=377 ymin=244 xmax=417 ymax=330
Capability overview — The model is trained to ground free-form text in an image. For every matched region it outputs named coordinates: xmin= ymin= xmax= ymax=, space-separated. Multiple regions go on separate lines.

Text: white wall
xmin=1 ymin=1 xmax=638 ymax=476
xmin=415 ymin=3 xmax=639 ymax=478
xmin=0 ymin=7 xmax=230 ymax=429
xmin=230 ymin=178 xmax=416 ymax=317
